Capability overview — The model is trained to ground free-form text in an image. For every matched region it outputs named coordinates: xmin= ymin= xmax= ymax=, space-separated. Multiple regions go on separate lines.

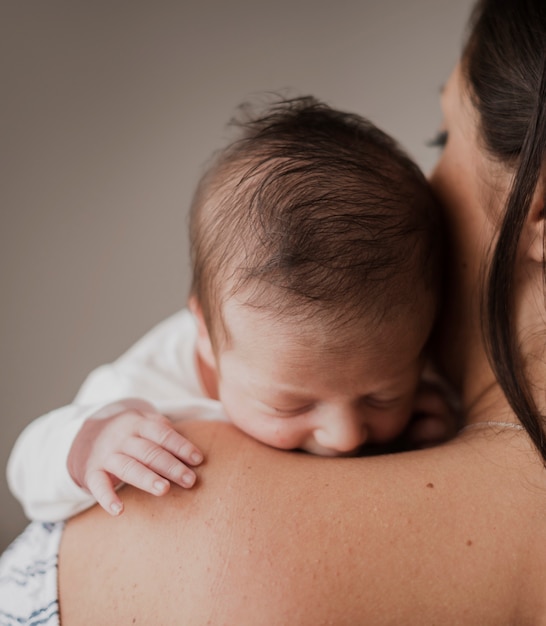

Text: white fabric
xmin=0 ymin=521 xmax=64 ymax=626
xmin=7 ymin=309 xmax=225 ymax=522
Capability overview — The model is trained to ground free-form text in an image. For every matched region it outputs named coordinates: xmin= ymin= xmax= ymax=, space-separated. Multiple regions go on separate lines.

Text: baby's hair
xmin=189 ymin=95 xmax=443 ymax=346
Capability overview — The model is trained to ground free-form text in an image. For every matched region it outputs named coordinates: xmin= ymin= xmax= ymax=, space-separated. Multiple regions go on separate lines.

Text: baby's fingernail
xmin=110 ymin=502 xmax=123 ymax=516
xmin=181 ymin=473 xmax=196 ymax=488
xmin=190 ymin=452 xmax=203 ymax=465
xmin=153 ymin=480 xmax=168 ymax=494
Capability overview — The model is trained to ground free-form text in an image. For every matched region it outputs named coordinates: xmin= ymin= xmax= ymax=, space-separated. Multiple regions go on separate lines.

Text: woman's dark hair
xmin=463 ymin=0 xmax=546 ymax=459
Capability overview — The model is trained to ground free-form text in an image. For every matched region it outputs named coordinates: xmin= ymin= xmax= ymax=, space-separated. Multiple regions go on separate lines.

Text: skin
xmin=58 ymin=63 xmax=546 ymax=623
xmin=59 ymin=421 xmax=546 ymax=625
xmin=67 ymin=398 xmax=204 ymax=516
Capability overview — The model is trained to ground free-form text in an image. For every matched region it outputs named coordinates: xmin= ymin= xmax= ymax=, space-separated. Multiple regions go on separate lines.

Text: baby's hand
xmin=405 ymin=382 xmax=461 ymax=449
xmin=67 ymin=399 xmax=204 ymax=516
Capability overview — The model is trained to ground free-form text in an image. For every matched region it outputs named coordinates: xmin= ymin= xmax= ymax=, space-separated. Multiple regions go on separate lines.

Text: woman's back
xmin=58 ymin=420 xmax=546 ymax=625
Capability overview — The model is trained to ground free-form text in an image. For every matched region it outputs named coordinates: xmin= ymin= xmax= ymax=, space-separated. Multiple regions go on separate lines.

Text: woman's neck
xmin=457 ymin=338 xmax=515 ymax=423
xmin=433 ymin=288 xmax=514 ymax=426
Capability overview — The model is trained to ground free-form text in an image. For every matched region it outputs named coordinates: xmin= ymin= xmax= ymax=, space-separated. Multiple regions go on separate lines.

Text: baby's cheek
xmin=264 ymin=422 xmax=302 ymax=449
xmin=232 ymin=416 xmax=295 ymax=450
xmin=375 ymin=411 xmax=411 ymax=442
xmin=267 ymin=429 xmax=292 ymax=449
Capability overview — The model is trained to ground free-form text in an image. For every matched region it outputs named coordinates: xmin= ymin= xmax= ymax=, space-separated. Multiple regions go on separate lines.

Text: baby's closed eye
xmin=269 ymin=403 xmax=315 ymax=417
xmin=362 ymin=395 xmax=403 ymax=410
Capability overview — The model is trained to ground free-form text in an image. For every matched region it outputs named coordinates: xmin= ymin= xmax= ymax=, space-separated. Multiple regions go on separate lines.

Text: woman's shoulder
xmin=58 ymin=420 xmax=546 ymax=625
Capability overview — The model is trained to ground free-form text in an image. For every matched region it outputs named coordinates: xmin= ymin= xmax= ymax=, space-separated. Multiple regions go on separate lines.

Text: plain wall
xmin=0 ymin=0 xmax=474 ymax=550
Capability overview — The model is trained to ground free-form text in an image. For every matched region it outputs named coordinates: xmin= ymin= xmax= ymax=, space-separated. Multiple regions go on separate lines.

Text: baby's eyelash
xmin=426 ymin=130 xmax=448 ymax=148
xmin=364 ymin=395 xmax=402 ymax=410
xmin=272 ymin=404 xmax=312 ymax=417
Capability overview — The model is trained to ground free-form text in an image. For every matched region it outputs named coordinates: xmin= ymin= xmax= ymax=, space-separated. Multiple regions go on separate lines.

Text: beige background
xmin=1 ymin=0 xmax=474 ymax=550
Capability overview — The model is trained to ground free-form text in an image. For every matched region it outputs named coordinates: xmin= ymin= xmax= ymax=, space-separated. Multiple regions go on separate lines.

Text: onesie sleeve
xmin=7 ymin=309 xmax=220 ymax=522
xmin=7 ymin=405 xmax=103 ymax=521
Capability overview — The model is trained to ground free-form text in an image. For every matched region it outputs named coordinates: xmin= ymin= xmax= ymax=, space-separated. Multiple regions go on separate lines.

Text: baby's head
xmin=189 ymin=96 xmax=443 ymax=456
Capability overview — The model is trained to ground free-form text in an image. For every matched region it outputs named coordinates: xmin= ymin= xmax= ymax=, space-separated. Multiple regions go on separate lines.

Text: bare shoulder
xmin=59 ymin=421 xmax=546 ymax=625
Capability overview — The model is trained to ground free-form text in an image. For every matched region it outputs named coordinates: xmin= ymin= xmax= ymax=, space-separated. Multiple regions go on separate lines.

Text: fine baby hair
xmin=189 ymin=95 xmax=444 ymax=347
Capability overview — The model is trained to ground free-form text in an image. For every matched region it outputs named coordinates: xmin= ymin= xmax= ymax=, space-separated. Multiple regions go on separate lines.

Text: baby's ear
xmin=522 ymin=169 xmax=546 ymax=264
xmin=188 ymin=296 xmax=215 ymax=368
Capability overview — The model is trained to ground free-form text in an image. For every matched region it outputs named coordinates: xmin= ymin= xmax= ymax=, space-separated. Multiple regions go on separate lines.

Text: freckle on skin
xmin=466 ymin=540 xmax=473 ymax=546
xmin=426 ymin=482 xmax=434 ymax=489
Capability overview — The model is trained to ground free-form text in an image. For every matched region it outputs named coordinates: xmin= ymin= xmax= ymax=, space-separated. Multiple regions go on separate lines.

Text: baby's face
xmin=211 ymin=299 xmax=432 ymax=457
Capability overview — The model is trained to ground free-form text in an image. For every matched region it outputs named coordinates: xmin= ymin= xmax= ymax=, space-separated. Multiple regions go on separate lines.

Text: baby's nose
xmin=314 ymin=411 xmax=367 ymax=454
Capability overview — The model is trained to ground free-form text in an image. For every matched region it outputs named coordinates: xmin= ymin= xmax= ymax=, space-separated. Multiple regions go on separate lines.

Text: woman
xmin=7 ymin=0 xmax=546 ymax=622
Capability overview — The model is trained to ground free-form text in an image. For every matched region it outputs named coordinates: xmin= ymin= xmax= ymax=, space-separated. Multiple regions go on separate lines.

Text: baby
xmin=8 ymin=96 xmax=446 ymax=521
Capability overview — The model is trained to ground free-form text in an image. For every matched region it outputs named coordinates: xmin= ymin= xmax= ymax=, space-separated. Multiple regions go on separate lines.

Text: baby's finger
xmin=105 ymin=453 xmax=172 ymax=496
xmin=86 ymin=469 xmax=124 ymax=517
xmin=122 ymin=437 xmax=197 ymax=489
xmin=137 ymin=418 xmax=204 ymax=467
